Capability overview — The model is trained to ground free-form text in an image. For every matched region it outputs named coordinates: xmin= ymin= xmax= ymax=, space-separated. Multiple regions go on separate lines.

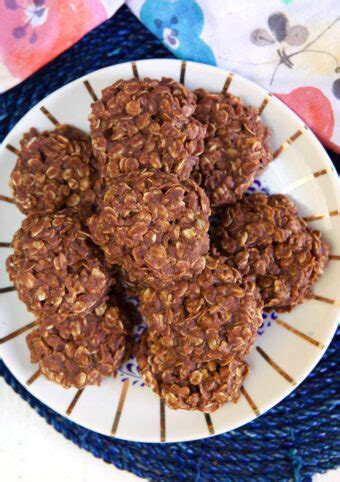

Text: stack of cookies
xmin=6 ymin=77 xmax=329 ymax=412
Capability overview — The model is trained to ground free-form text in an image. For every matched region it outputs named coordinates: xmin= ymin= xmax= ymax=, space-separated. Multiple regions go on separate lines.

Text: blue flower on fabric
xmin=140 ymin=0 xmax=216 ymax=65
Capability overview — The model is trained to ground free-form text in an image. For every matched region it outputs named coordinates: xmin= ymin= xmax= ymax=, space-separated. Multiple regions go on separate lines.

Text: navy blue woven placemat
xmin=1 ymin=6 xmax=339 ymax=482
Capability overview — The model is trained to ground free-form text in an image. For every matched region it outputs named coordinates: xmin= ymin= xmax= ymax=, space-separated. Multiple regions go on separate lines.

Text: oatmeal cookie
xmin=27 ymin=300 xmax=127 ymax=388
xmin=10 ymin=125 xmax=100 ymax=218
xmin=88 ymin=171 xmax=210 ymax=289
xmin=7 ymin=212 xmax=110 ymax=319
xmin=89 ymin=78 xmax=206 ymax=181
xmin=216 ymin=193 xmax=330 ymax=311
xmin=193 ymin=90 xmax=272 ymax=207
xmin=140 ymin=254 xmax=263 ymax=361
xmin=137 ymin=331 xmax=249 ymax=412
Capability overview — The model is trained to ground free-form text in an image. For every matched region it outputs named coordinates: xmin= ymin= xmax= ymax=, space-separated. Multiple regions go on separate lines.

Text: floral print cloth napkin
xmin=1 ymin=0 xmax=339 ymax=152
xmin=129 ymin=0 xmax=340 ymax=152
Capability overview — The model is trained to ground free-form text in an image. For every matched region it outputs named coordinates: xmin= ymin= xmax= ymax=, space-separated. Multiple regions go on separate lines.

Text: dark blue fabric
xmin=0 ymin=6 xmax=339 ymax=482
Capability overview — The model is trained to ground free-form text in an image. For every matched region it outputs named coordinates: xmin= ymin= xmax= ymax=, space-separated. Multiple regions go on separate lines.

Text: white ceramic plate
xmin=0 ymin=59 xmax=339 ymax=443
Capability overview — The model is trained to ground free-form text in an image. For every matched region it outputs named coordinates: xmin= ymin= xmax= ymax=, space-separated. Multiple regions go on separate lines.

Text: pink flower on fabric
xmin=0 ymin=0 xmax=108 ymax=85
xmin=275 ymin=87 xmax=337 ymax=152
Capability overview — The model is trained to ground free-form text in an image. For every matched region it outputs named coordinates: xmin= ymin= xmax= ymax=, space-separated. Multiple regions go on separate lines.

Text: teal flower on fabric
xmin=140 ymin=0 xmax=216 ymax=65
xmin=281 ymin=0 xmax=293 ymax=4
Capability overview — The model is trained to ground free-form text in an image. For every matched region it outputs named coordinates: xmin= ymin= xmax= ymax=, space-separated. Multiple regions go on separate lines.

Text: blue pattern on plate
xmin=246 ymin=178 xmax=271 ymax=195
xmin=118 ymin=322 xmax=145 ymax=387
xmin=258 ymin=310 xmax=278 ymax=335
